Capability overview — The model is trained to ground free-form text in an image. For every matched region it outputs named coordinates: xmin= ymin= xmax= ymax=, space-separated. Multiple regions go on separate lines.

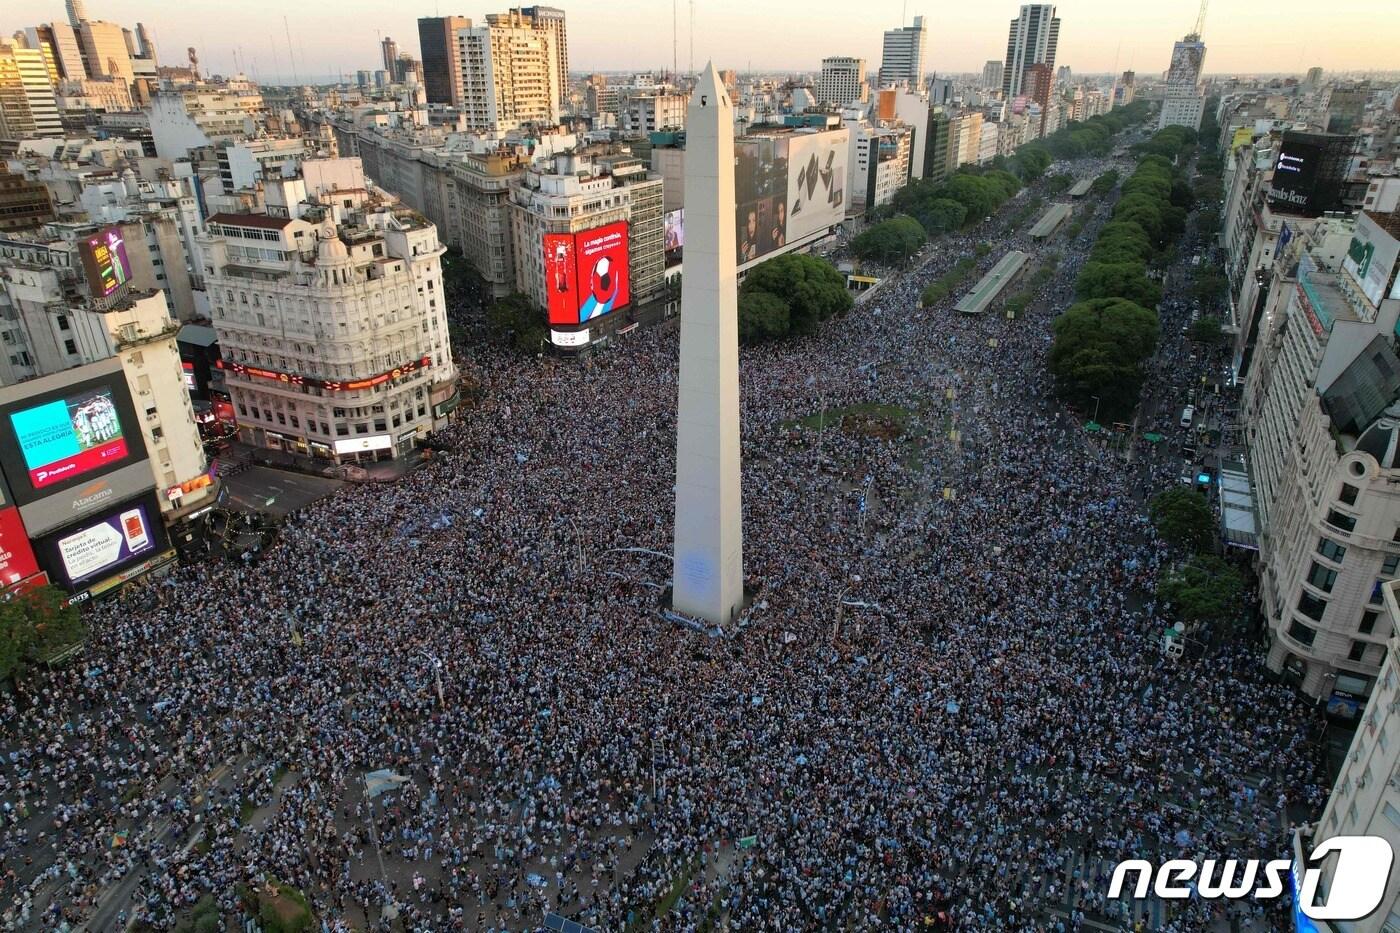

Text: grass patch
xmin=239 ymin=800 xmax=257 ymax=824
xmin=627 ymin=861 xmax=698 ymax=931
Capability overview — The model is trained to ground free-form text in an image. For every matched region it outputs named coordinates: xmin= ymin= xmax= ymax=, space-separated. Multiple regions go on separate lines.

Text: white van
xmin=1180 ymin=406 xmax=1195 ymax=429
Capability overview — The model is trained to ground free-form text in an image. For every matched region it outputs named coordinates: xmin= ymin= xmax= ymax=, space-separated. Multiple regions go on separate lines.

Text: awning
xmin=1084 ymin=421 xmax=1103 ymax=433
xmin=1143 ymin=432 xmax=1164 ymax=443
xmin=1218 ymin=467 xmax=1258 ymax=551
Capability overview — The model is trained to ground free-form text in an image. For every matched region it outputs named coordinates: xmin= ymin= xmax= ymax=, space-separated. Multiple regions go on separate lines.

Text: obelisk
xmin=672 ymin=62 xmax=745 ymax=626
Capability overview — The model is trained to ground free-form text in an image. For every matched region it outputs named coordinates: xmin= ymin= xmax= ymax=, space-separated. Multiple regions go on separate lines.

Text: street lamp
xmin=419 ymin=653 xmax=445 ymax=708
xmin=1090 ymin=395 xmax=1101 ymax=424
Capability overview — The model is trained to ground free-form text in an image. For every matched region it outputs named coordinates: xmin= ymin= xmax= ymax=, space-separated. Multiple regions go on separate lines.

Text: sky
xmin=8 ymin=0 xmax=1400 ymax=83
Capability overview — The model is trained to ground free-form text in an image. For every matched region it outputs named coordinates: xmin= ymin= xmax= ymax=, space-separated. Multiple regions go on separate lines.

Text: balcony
xmin=115 ymin=321 xmax=181 ymax=350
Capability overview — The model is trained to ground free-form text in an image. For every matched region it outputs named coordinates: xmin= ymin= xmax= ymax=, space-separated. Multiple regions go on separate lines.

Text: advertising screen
xmin=785 ymin=131 xmax=848 ymax=247
xmin=574 ymin=222 xmax=630 ymax=322
xmin=79 ymin=226 xmax=132 ymax=298
xmin=44 ymin=496 xmax=161 ymax=587
xmin=736 ymin=136 xmax=790 ymax=265
xmin=1342 ymin=213 xmax=1400 ymax=307
xmin=9 ymin=386 xmax=131 ymax=490
xmin=543 ymin=233 xmax=578 ymax=326
xmin=0 ymin=506 xmax=40 ymax=587
xmin=664 ymin=209 xmax=684 ymax=266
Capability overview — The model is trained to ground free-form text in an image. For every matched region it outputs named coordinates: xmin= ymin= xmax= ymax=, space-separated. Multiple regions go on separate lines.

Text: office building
xmin=621 ymin=90 xmax=686 ymax=134
xmin=878 ymin=17 xmax=927 ymax=89
xmin=509 ymin=150 xmax=663 ymax=347
xmin=816 ymin=57 xmax=868 ymax=109
xmin=0 ymin=43 xmax=62 ymax=140
xmin=201 ymin=202 xmax=458 ymax=462
xmin=1325 ymin=82 xmax=1370 ymax=136
xmin=1003 ymin=4 xmax=1060 ymax=101
xmin=457 ymin=14 xmax=560 ymax=133
xmin=382 ymin=37 xmax=399 ymax=75
xmin=0 ymin=164 xmax=54 ymax=231
xmin=982 ymin=60 xmax=1004 ymax=92
xmin=78 ymin=20 xmax=133 ymax=84
xmin=417 ymin=16 xmax=472 ymax=107
xmin=502 ymin=7 xmax=568 ymax=112
xmin=1159 ymin=35 xmax=1206 ymax=131
xmin=848 ymin=123 xmax=911 ymax=213
xmin=1245 ymin=206 xmax=1400 ymax=703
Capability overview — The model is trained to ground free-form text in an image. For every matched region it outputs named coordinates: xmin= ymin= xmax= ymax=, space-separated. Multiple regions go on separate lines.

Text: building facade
xmin=1159 ymin=36 xmax=1207 ymax=131
xmin=1002 ymin=4 xmax=1060 ymax=102
xmin=0 ymin=43 xmax=62 ymax=140
xmin=417 ymin=16 xmax=472 ymax=107
xmin=201 ymin=205 xmax=458 ymax=462
xmin=816 ymin=57 xmax=868 ymax=109
xmin=457 ymin=15 xmax=560 ymax=133
xmin=878 ymin=18 xmax=926 ymax=90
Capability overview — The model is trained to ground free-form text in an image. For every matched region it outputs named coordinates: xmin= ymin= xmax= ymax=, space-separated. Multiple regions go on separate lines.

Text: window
xmin=56 ymin=314 xmax=69 ymax=331
xmin=1318 ymin=538 xmax=1347 ymax=563
xmin=1307 ymin=561 xmax=1338 ymax=593
xmin=1349 ymin=641 xmax=1368 ymax=662
xmin=355 ymin=423 xmax=368 ymax=435
xmin=151 ymin=427 xmax=163 ymax=440
xmin=1340 ymin=483 xmax=1360 ymax=505
xmin=1297 ymin=591 xmax=1328 ymax=622
xmin=1361 ymin=611 xmax=1379 ymax=635
xmin=335 ymin=424 xmax=348 ymax=436
xmin=1385 ymin=803 xmax=1400 ymax=832
xmin=1327 ymin=510 xmax=1357 ymax=533
xmin=1385 ymin=554 xmax=1400 ymax=577
xmin=1287 ymin=620 xmax=1317 ymax=646
xmin=63 ymin=339 xmax=77 ymax=355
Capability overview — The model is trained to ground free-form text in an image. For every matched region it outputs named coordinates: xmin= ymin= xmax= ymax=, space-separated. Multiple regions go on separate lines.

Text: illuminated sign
xmin=333 ymin=434 xmax=393 ymax=455
xmin=55 ymin=501 xmax=155 ymax=585
xmin=217 ymin=357 xmax=432 ymax=392
xmin=551 ymin=328 xmax=591 ymax=348
xmin=9 ymin=386 xmax=130 ymax=490
xmin=543 ymin=233 xmax=577 ymax=326
xmin=79 ymin=227 xmax=133 ymax=298
xmin=540 ymin=224 xmax=631 ymax=326
xmin=0 ymin=507 xmax=40 ymax=586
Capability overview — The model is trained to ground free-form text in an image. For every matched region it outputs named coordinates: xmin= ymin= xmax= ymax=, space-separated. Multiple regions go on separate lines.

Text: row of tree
xmin=851 ymin=215 xmax=927 ymax=264
xmin=890 ymin=169 xmax=1025 ymax=239
xmin=0 ymin=587 xmax=85 ymax=684
xmin=738 ymin=253 xmax=853 ymax=343
xmin=1049 ymin=126 xmax=1201 ymax=419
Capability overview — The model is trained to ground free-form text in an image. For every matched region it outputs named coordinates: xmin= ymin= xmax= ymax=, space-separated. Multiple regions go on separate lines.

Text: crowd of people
xmin=0 ymin=154 xmax=1330 ymax=933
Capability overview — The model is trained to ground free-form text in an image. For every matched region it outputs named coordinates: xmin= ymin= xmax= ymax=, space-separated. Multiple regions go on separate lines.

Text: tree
xmin=1159 ymin=555 xmax=1245 ymax=628
xmin=1150 ymin=488 xmax=1216 ymax=552
xmin=485 ymin=292 xmax=547 ymax=353
xmin=738 ymin=253 xmax=852 ymax=342
xmin=918 ymin=198 xmax=969 ymax=235
xmin=851 ymin=215 xmax=926 ymax=264
xmin=1090 ymin=170 xmax=1120 ymax=196
xmin=1075 ymin=261 xmax=1163 ymax=308
xmin=1048 ymin=297 xmax=1159 ymax=418
xmin=738 ymin=291 xmax=791 ymax=343
xmin=1191 ymin=269 xmax=1228 ymax=306
xmin=0 ymin=585 xmax=86 ymax=683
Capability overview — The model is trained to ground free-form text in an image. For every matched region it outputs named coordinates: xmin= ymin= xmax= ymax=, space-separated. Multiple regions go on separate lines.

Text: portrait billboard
xmin=33 ymin=492 xmax=167 ymax=589
xmin=79 ymin=226 xmax=132 ymax=299
xmin=736 ymin=136 xmax=789 ymax=265
xmin=785 ymin=130 xmax=848 ymax=247
xmin=574 ymin=222 xmax=630 ymax=322
xmin=664 ymin=209 xmax=684 ymax=266
xmin=0 ymin=367 xmax=147 ymax=506
xmin=543 ymin=232 xmax=579 ymax=325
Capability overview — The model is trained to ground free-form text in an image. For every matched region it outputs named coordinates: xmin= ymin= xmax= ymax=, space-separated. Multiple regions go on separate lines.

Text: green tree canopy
xmin=0 ymin=586 xmax=85 ymax=683
xmin=1075 ymin=261 xmax=1163 ymax=308
xmin=851 ymin=215 xmax=927 ymax=264
xmin=1150 ymin=487 xmax=1216 ymax=552
xmin=738 ymin=253 xmax=852 ymax=342
xmin=1049 ymin=297 xmax=1160 ymax=418
xmin=737 ymin=290 xmax=791 ymax=343
xmin=486 ymin=292 xmax=547 ymax=353
xmin=1160 ymin=555 xmax=1245 ymax=628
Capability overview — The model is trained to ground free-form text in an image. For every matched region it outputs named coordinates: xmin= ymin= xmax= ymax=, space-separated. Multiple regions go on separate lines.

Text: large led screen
xmin=38 ymin=495 xmax=164 ymax=587
xmin=79 ymin=227 xmax=132 ymax=298
xmin=0 ymin=506 xmax=40 ymax=587
xmin=575 ymin=222 xmax=630 ymax=322
xmin=543 ymin=233 xmax=578 ymax=326
xmin=9 ymin=386 xmax=131 ymax=490
xmin=732 ymin=130 xmax=848 ymax=268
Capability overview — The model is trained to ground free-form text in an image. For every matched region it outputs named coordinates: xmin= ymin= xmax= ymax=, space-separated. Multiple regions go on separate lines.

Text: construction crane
xmin=1187 ymin=0 xmax=1208 ymax=41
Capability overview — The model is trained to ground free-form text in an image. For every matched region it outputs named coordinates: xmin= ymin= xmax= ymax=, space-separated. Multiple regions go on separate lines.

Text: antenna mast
xmin=284 ymin=16 xmax=299 ymax=85
xmin=1190 ymin=0 xmax=1208 ymax=40
xmin=672 ymin=0 xmax=677 ymax=82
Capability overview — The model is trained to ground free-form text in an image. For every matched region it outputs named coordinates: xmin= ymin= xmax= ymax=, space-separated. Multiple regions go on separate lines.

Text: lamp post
xmin=420 ymin=653 xmax=445 ymax=708
xmin=1091 ymin=395 xmax=1101 ymax=424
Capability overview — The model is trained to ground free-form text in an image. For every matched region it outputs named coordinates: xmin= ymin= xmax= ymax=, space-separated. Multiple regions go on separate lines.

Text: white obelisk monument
xmin=672 ymin=62 xmax=745 ymax=626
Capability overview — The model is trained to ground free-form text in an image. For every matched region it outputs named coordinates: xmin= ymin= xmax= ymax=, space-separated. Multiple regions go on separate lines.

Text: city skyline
xmin=7 ymin=0 xmax=1399 ymax=83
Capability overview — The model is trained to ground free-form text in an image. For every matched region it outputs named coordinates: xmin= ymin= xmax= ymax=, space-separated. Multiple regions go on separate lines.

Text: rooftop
xmin=206 ymin=212 xmax=295 ymax=230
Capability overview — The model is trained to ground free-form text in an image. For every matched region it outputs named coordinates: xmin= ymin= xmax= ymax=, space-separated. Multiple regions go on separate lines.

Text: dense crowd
xmin=0 ymin=163 xmax=1329 ymax=933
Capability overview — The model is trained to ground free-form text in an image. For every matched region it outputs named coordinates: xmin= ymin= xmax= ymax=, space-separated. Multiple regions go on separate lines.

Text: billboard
xmin=79 ymin=226 xmax=132 ymax=299
xmin=333 ymin=434 xmax=393 ymax=455
xmin=575 ymin=222 xmax=630 ymax=322
xmin=1342 ymin=212 xmax=1400 ymax=307
xmin=0 ymin=371 xmax=146 ymax=505
xmin=664 ymin=209 xmax=684 ymax=266
xmin=543 ymin=233 xmax=577 ymax=326
xmin=17 ymin=460 xmax=158 ymax=539
xmin=736 ymin=135 xmax=789 ymax=264
xmin=33 ymin=492 xmax=167 ymax=589
xmin=0 ymin=506 xmax=40 ymax=587
xmin=541 ymin=223 xmax=631 ymax=325
xmin=1267 ymin=132 xmax=1351 ymax=218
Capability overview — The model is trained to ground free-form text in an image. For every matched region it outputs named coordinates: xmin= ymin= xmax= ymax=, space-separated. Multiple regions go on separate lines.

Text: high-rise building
xmin=1325 ymin=82 xmax=1370 ymax=135
xmin=381 ymin=37 xmax=398 ymax=75
xmin=134 ymin=22 xmax=156 ymax=64
xmin=0 ymin=43 xmax=62 ymax=140
xmin=982 ymin=60 xmax=1004 ymax=92
xmin=43 ymin=22 xmax=84 ymax=81
xmin=503 ymin=7 xmax=568 ymax=111
xmin=1159 ymin=34 xmax=1207 ymax=131
xmin=878 ymin=17 xmax=927 ymax=89
xmin=458 ymin=14 xmax=560 ymax=133
xmin=1305 ymin=66 xmax=1324 ymax=88
xmin=417 ymin=16 xmax=472 ymax=106
xmin=78 ymin=20 xmax=133 ymax=83
xmin=816 ymin=56 xmax=868 ymax=108
xmin=65 ymin=0 xmax=87 ymax=30
xmin=1002 ymin=4 xmax=1060 ymax=101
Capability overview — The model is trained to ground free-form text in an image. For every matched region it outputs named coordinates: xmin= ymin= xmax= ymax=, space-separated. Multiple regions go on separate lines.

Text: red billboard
xmin=541 ymin=223 xmax=631 ymax=325
xmin=544 ymin=233 xmax=578 ymax=325
xmin=0 ymin=506 xmax=40 ymax=587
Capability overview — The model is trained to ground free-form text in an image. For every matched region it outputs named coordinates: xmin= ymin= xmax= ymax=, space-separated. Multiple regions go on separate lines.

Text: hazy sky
xmin=9 ymin=0 xmax=1399 ymax=82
